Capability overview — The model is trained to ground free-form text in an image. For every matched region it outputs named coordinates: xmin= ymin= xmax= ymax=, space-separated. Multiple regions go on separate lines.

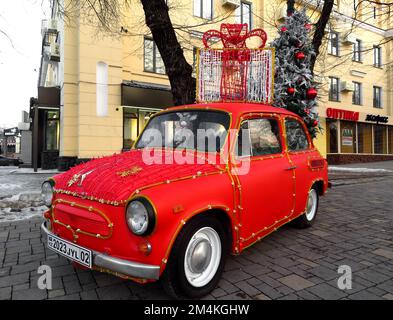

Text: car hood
xmin=52 ymin=149 xmax=225 ymax=204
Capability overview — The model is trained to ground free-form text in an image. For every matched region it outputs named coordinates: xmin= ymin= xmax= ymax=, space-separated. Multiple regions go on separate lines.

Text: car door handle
xmin=285 ymin=166 xmax=297 ymax=171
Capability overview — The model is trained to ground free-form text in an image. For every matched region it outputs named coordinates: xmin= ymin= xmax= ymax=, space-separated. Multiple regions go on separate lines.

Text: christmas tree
xmin=271 ymin=9 xmax=320 ymax=138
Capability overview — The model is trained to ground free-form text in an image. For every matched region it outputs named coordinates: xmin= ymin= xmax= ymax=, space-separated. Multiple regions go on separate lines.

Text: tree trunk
xmin=310 ymin=0 xmax=335 ymax=72
xmin=140 ymin=0 xmax=195 ymax=106
xmin=287 ymin=0 xmax=295 ymax=16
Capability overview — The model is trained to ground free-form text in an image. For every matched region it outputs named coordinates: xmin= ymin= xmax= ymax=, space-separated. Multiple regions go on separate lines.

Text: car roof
xmin=165 ymin=102 xmax=299 ymax=120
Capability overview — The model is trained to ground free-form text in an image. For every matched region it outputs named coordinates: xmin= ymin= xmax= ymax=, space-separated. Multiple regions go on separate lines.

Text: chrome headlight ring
xmin=41 ymin=180 xmax=54 ymax=207
xmin=126 ymin=197 xmax=156 ymax=236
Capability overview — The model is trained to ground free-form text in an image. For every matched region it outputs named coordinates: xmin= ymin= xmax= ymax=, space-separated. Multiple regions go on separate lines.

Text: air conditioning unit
xmin=50 ymin=43 xmax=60 ymax=62
xmin=41 ymin=19 xmax=58 ymax=36
xmin=342 ymin=34 xmax=356 ymax=44
xmin=222 ymin=0 xmax=240 ymax=7
xmin=340 ymin=81 xmax=354 ymax=92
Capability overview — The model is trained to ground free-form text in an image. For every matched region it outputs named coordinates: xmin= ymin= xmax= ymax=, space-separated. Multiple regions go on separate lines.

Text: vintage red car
xmin=41 ymin=102 xmax=328 ymax=298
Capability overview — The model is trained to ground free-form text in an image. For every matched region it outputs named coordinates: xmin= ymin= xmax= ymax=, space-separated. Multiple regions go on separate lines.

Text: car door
xmin=284 ymin=116 xmax=313 ymax=216
xmin=233 ymin=114 xmax=294 ymax=246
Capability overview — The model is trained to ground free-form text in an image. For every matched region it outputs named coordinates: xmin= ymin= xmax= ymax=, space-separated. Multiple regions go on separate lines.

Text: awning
xmin=37 ymin=86 xmax=60 ymax=108
xmin=121 ymin=80 xmax=173 ymax=109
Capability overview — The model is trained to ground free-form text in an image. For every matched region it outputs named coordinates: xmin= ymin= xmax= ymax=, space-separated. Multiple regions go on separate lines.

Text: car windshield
xmin=135 ymin=110 xmax=230 ymax=153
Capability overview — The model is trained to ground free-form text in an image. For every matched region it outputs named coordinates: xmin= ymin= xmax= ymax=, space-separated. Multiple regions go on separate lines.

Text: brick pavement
xmin=0 ymin=176 xmax=392 ymax=300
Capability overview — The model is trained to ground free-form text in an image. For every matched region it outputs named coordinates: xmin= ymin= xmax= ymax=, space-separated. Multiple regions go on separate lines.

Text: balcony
xmin=41 ymin=19 xmax=58 ymax=37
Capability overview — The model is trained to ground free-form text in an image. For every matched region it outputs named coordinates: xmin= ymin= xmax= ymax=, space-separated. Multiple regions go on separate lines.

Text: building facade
xmin=36 ymin=0 xmax=393 ymax=170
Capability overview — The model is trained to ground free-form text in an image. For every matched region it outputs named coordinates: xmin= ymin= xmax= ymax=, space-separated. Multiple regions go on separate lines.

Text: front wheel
xmin=162 ymin=215 xmax=229 ymax=299
xmin=292 ymin=187 xmax=319 ymax=229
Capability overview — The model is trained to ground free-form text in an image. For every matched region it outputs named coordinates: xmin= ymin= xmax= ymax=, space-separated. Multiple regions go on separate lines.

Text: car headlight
xmin=126 ymin=197 xmax=156 ymax=236
xmin=41 ymin=181 xmax=54 ymax=207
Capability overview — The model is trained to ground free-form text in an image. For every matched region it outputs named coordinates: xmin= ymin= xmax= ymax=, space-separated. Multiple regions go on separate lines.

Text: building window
xmin=352 ymin=82 xmax=362 ymax=105
xmin=328 ymin=32 xmax=339 ymax=56
xmin=45 ymin=110 xmax=60 ymax=151
xmin=373 ymin=46 xmax=382 ymax=67
xmin=329 ymin=77 xmax=340 ymax=101
xmin=357 ymin=123 xmax=372 ymax=154
xmin=388 ymin=126 xmax=393 ymax=155
xmin=374 ymin=125 xmax=387 ymax=154
xmin=373 ymin=86 xmax=382 ymax=108
xmin=353 ymin=39 xmax=362 ymax=62
xmin=123 ymin=108 xmax=158 ymax=150
xmin=144 ymin=38 xmax=165 ymax=74
xmin=341 ymin=121 xmax=356 ymax=154
xmin=193 ymin=0 xmax=213 ymax=20
xmin=96 ymin=61 xmax=108 ymax=117
xmin=326 ymin=119 xmax=338 ymax=153
xmin=235 ymin=1 xmax=252 ymax=27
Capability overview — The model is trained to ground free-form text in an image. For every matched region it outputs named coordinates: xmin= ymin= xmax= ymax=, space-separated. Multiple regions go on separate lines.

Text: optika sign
xmin=326 ymin=108 xmax=359 ymax=121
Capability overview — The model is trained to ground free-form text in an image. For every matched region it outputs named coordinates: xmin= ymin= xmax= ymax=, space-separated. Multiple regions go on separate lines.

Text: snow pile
xmin=0 ymin=192 xmax=46 ymax=222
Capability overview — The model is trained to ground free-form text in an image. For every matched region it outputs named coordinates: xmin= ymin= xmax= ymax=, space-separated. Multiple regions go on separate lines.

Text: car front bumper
xmin=41 ymin=221 xmax=160 ymax=280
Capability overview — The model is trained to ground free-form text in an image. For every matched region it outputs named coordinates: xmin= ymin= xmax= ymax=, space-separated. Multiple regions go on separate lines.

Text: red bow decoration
xmin=203 ymin=24 xmax=267 ymax=49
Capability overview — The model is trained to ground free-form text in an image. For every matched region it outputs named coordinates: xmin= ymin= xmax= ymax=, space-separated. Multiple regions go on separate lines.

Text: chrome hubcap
xmin=188 ymin=238 xmax=212 ymax=274
xmin=184 ymin=227 xmax=221 ymax=288
xmin=305 ymin=189 xmax=317 ymax=221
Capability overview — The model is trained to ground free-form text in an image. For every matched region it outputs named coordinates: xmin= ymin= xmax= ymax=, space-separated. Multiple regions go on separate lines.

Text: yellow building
xmin=35 ymin=0 xmax=392 ymax=170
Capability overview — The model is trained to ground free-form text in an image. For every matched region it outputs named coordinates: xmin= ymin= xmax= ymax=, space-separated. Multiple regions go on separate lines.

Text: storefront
xmin=30 ymin=87 xmax=60 ymax=170
xmin=121 ymin=81 xmax=173 ymax=151
xmin=324 ymin=107 xmax=393 ymax=164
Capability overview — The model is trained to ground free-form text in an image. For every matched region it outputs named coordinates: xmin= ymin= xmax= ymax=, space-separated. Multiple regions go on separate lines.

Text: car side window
xmin=237 ymin=118 xmax=282 ymax=157
xmin=285 ymin=118 xmax=309 ymax=151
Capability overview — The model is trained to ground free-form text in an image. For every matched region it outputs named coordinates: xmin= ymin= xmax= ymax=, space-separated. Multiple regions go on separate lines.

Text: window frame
xmin=236 ymin=1 xmax=252 ymax=28
xmin=235 ymin=114 xmax=284 ymax=159
xmin=143 ymin=37 xmax=165 ymax=75
xmin=373 ymin=45 xmax=382 ymax=68
xmin=352 ymin=81 xmax=362 ymax=105
xmin=193 ymin=0 xmax=213 ymax=20
xmin=284 ymin=116 xmax=311 ymax=153
xmin=328 ymin=31 xmax=340 ymax=56
xmin=353 ymin=39 xmax=362 ymax=62
xmin=373 ymin=86 xmax=382 ymax=109
xmin=329 ymin=77 xmax=340 ymax=102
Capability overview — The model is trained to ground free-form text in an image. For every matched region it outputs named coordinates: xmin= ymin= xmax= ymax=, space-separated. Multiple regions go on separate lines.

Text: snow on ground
xmin=0 ymin=167 xmax=54 ymax=222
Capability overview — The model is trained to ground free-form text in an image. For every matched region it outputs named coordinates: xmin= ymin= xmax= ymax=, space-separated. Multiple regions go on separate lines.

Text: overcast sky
xmin=0 ymin=0 xmax=50 ymax=128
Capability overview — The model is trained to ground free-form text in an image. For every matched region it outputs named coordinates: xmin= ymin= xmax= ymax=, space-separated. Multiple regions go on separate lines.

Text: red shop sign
xmin=326 ymin=108 xmax=359 ymax=121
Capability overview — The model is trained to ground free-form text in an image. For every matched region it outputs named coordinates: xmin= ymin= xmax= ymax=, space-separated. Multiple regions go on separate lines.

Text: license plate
xmin=47 ymin=233 xmax=92 ymax=268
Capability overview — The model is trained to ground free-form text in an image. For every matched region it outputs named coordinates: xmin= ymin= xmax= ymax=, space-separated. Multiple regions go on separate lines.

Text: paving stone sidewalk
xmin=0 ymin=177 xmax=392 ymax=300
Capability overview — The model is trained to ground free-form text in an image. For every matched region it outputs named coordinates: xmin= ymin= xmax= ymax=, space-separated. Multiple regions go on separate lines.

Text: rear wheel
xmin=162 ymin=215 xmax=229 ymax=299
xmin=292 ymin=187 xmax=319 ymax=229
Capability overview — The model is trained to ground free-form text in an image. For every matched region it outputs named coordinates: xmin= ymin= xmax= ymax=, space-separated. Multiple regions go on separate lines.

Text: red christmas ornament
xmin=305 ymin=23 xmax=312 ymax=30
xmin=312 ymin=120 xmax=319 ymax=127
xmin=287 ymin=87 xmax=295 ymax=95
xmin=295 ymin=52 xmax=306 ymax=60
xmin=305 ymin=109 xmax=310 ymax=114
xmin=306 ymin=88 xmax=318 ymax=99
xmin=281 ymin=27 xmax=288 ymax=32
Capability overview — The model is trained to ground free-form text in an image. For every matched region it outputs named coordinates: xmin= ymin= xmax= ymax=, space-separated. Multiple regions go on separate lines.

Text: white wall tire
xmin=184 ymin=227 xmax=222 ymax=288
xmin=162 ymin=215 xmax=229 ymax=299
xmin=292 ymin=186 xmax=319 ymax=229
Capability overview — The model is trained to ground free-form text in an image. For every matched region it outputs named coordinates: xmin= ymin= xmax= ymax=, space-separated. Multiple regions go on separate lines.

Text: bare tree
xmin=56 ymin=0 xmax=389 ymax=105
xmin=309 ymin=0 xmax=334 ymax=72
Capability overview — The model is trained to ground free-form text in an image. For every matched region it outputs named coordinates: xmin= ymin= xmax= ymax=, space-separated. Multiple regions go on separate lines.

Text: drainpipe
xmin=32 ymin=105 xmax=39 ymax=173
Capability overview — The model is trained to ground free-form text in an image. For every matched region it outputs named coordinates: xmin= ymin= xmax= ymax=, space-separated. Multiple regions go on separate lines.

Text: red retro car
xmin=41 ymin=102 xmax=328 ymax=298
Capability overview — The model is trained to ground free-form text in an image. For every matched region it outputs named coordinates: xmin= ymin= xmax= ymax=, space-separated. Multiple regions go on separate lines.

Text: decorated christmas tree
xmin=271 ymin=9 xmax=320 ymax=138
